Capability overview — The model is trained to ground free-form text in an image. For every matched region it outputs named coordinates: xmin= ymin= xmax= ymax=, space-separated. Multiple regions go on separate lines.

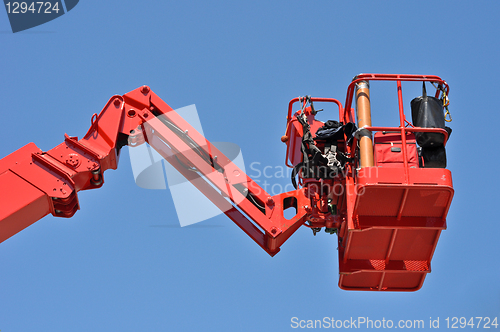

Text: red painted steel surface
xmin=336 ymin=74 xmax=453 ymax=291
xmin=0 ymin=74 xmax=454 ymax=291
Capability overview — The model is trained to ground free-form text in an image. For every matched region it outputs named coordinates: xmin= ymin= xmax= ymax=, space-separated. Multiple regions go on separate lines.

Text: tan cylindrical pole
xmin=355 ymin=81 xmax=374 ymax=167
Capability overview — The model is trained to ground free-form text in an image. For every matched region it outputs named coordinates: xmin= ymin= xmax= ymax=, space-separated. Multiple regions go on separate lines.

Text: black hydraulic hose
xmin=150 ymin=109 xmax=223 ymax=172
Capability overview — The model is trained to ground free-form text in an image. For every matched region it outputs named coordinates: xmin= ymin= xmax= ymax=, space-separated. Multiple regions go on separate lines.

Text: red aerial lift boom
xmin=0 ymin=74 xmax=453 ymax=291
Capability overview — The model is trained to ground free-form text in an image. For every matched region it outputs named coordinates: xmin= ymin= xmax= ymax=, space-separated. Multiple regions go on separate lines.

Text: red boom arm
xmin=0 ymin=86 xmax=310 ymax=255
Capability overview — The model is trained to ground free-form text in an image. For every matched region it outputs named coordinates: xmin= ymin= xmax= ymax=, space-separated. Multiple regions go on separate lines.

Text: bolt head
xmin=65 ymin=154 xmax=80 ymax=167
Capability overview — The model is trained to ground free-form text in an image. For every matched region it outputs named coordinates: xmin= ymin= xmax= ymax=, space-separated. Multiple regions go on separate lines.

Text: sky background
xmin=1 ymin=1 xmax=499 ymax=331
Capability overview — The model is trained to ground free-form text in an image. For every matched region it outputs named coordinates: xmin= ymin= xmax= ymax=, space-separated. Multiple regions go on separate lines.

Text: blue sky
xmin=1 ymin=1 xmax=499 ymax=331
